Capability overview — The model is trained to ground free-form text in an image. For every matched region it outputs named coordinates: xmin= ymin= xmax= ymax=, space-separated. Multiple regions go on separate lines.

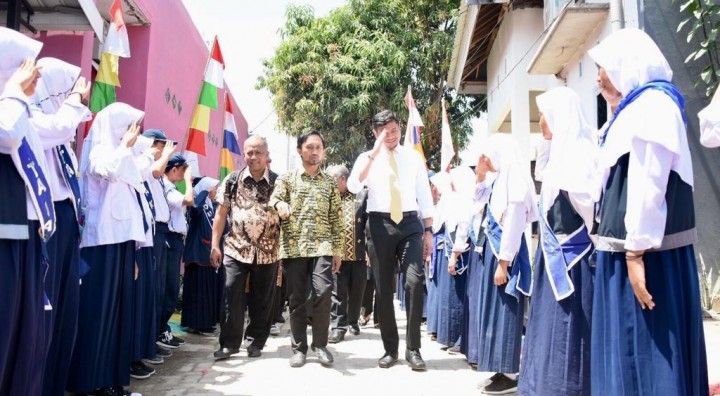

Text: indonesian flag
xmin=89 ymin=0 xmax=130 ymax=113
xmin=403 ymin=85 xmax=426 ymax=162
xmin=220 ymin=93 xmax=242 ymax=180
xmin=186 ymin=37 xmax=225 ymax=156
xmin=440 ymin=100 xmax=455 ymax=172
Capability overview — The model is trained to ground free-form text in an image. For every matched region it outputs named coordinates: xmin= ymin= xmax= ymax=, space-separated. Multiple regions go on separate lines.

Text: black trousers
xmin=218 ymin=257 xmax=278 ymax=350
xmin=366 ymin=214 xmax=425 ymax=354
xmin=331 ymin=260 xmax=368 ymax=331
xmin=271 ymin=267 xmax=287 ymax=322
xmin=360 ymin=268 xmax=378 ymax=323
xmin=284 ymin=256 xmax=333 ymax=354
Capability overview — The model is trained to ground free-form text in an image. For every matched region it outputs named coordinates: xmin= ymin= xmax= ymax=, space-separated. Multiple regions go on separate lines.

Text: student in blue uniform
xmin=473 ymin=134 xmax=537 ymax=395
xmin=28 ymin=56 xmax=92 ymax=396
xmin=425 ymin=171 xmax=443 ymax=341
xmin=157 ymin=153 xmax=194 ymax=349
xmin=588 ymin=28 xmax=708 ymax=396
xmin=518 ymin=86 xmax=597 ymax=396
xmin=0 ymin=28 xmax=52 ymax=396
xmin=67 ymin=102 xmax=145 ymax=396
xmin=182 ymin=176 xmax=222 ymax=334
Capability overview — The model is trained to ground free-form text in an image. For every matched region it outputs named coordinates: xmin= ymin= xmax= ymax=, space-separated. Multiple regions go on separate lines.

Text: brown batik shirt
xmin=217 ymin=167 xmax=280 ymax=264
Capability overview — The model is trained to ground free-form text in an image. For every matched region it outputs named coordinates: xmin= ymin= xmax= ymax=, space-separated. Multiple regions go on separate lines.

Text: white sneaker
xmin=270 ymin=324 xmax=281 ymax=336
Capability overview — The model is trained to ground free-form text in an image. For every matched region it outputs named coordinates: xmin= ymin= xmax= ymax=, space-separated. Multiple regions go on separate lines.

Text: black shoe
xmin=447 ymin=345 xmax=461 ymax=355
xmin=405 ymin=349 xmax=426 ymax=371
xmin=273 ymin=316 xmax=285 ymax=324
xmin=477 ymin=373 xmax=505 ymax=389
xmin=378 ymin=352 xmax=398 ymax=368
xmin=156 ymin=347 xmax=172 ymax=358
xmin=170 ymin=333 xmax=185 ymax=345
xmin=130 ymin=361 xmax=153 ymax=379
xmin=92 ymin=386 xmax=134 ymax=396
xmin=247 ymin=345 xmax=262 ymax=358
xmin=482 ymin=374 xmax=518 ymax=394
xmin=328 ymin=329 xmax=345 ymax=344
xmin=213 ymin=347 xmax=240 ymax=360
xmin=311 ymin=345 xmax=334 ymax=366
xmin=289 ymin=351 xmax=306 ymax=368
xmin=142 ymin=355 xmax=164 ymax=365
xmin=429 ymin=332 xmax=437 ymax=341
xmin=349 ymin=324 xmax=360 ymax=335
xmin=157 ymin=331 xmax=180 ymax=349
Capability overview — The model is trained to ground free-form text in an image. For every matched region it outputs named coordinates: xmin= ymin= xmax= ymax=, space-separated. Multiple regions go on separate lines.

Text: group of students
xmin=2 ymin=23 xmax=718 ymax=396
xmin=0 ymin=27 xmax=229 ymax=396
xmin=422 ymin=28 xmax=711 ymax=395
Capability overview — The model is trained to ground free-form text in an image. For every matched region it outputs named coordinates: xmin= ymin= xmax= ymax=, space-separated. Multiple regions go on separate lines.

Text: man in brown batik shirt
xmin=210 ymin=135 xmax=280 ymax=360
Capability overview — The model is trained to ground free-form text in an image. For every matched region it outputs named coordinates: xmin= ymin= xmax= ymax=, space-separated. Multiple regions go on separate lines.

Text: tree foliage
xmin=675 ymin=0 xmax=720 ymax=96
xmin=258 ymin=0 xmax=485 ymax=167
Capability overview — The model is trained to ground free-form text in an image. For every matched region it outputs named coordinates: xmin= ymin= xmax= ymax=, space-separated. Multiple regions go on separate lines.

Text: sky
xmin=180 ymin=0 xmax=487 ymax=172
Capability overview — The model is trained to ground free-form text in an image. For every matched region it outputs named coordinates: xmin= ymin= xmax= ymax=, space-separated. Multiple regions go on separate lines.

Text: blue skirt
xmin=591 ymin=246 xmax=708 ymax=396
xmin=67 ymin=241 xmax=135 ymax=393
xmin=475 ymin=238 xmax=525 ymax=374
xmin=132 ymin=246 xmax=156 ymax=362
xmin=461 ymin=244 xmax=482 ymax=363
xmin=0 ymin=222 xmax=45 ymax=396
xmin=181 ymin=263 xmax=224 ymax=330
xmin=436 ymin=250 xmax=467 ymax=347
xmin=42 ymin=200 xmax=81 ymax=396
xmin=518 ymin=246 xmax=594 ymax=396
xmin=426 ymin=243 xmax=446 ymax=335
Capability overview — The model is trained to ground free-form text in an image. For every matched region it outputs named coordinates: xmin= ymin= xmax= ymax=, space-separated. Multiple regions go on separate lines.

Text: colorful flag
xmin=220 ymin=94 xmax=241 ymax=180
xmin=403 ymin=85 xmax=426 ymax=162
xmin=185 ymin=37 xmax=225 ymax=156
xmin=89 ymin=0 xmax=130 ymax=113
xmin=440 ymin=100 xmax=455 ymax=172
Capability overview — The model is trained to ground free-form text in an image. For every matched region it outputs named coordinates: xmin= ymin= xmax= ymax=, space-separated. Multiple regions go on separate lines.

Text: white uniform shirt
xmin=347 ymin=145 xmax=434 ymax=219
xmin=30 ymin=102 xmax=90 ymax=202
xmin=0 ymin=87 xmax=52 ymax=222
xmin=164 ymin=178 xmax=188 ymax=235
xmin=698 ymin=101 xmax=720 ymax=148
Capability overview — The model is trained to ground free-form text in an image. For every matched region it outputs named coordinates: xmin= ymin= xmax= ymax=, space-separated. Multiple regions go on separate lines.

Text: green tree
xmin=675 ymin=0 xmax=720 ymax=96
xmin=258 ymin=0 xmax=485 ymax=168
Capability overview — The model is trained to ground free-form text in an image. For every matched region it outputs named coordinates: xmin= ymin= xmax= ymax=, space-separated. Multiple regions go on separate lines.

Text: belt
xmin=368 ymin=211 xmax=418 ymax=219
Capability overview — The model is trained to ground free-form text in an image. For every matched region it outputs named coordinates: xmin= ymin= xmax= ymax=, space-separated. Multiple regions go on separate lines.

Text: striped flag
xmin=186 ymin=37 xmax=225 ymax=156
xmin=403 ymin=85 xmax=426 ymax=162
xmin=89 ymin=0 xmax=130 ymax=113
xmin=220 ymin=94 xmax=241 ymax=180
xmin=440 ymin=100 xmax=455 ymax=172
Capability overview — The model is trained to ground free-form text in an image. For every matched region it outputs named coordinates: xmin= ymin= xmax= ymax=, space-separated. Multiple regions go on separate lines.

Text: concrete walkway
xmin=130 ymin=303 xmax=720 ymax=396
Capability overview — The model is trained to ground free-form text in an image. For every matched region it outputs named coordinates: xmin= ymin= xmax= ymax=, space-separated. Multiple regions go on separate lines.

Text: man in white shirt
xmin=347 ymin=110 xmax=434 ymax=371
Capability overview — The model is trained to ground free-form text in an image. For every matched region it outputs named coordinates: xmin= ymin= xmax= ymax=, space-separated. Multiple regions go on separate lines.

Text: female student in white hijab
xmin=517 ymin=86 xmax=597 ymax=396
xmin=0 ymin=27 xmax=54 ymax=396
xmin=66 ymin=102 xmax=146 ymax=396
xmin=472 ymin=134 xmax=537 ymax=395
xmin=588 ymin=28 xmax=708 ymax=396
xmin=28 ymin=56 xmax=93 ymax=396
xmin=181 ymin=176 xmax=224 ymax=335
xmin=698 ymin=87 xmax=720 ymax=147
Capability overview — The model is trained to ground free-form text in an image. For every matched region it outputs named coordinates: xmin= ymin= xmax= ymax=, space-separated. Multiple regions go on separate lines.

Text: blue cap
xmin=165 ymin=153 xmax=187 ymax=173
xmin=143 ymin=129 xmax=177 ymax=144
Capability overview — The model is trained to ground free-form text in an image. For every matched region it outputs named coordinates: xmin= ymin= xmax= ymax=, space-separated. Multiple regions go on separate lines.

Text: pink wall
xmin=128 ymin=0 xmax=248 ymax=177
xmin=32 ymin=0 xmax=248 ymax=178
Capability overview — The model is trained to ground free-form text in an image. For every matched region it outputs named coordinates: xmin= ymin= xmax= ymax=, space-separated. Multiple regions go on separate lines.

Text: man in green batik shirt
xmin=269 ymin=130 xmax=343 ymax=368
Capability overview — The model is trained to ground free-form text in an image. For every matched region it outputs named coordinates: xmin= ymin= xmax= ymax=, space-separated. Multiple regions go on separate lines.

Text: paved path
xmin=130 ymin=303 xmax=720 ymax=396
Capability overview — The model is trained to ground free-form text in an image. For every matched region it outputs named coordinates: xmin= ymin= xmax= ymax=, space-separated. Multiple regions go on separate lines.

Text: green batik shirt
xmin=268 ymin=168 xmax=343 ymax=259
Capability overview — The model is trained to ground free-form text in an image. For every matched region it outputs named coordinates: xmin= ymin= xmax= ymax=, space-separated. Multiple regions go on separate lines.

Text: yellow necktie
xmin=388 ymin=150 xmax=403 ymax=224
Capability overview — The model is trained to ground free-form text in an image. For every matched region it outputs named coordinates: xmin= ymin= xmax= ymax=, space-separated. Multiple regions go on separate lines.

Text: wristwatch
xmin=424 ymin=226 xmax=433 ymax=233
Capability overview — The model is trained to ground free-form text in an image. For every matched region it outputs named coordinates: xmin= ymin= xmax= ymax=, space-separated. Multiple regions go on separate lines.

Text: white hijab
xmin=193 ymin=176 xmax=219 ymax=207
xmin=479 ymin=134 xmax=537 ymax=223
xmin=0 ymin=27 xmax=42 ymax=85
xmin=31 ymin=57 xmax=81 ymax=113
xmin=80 ymin=102 xmax=144 ymax=189
xmin=430 ymin=167 xmax=476 ymax=233
xmin=588 ymin=28 xmax=692 ymax=190
xmin=536 ymin=87 xmax=598 ymax=214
